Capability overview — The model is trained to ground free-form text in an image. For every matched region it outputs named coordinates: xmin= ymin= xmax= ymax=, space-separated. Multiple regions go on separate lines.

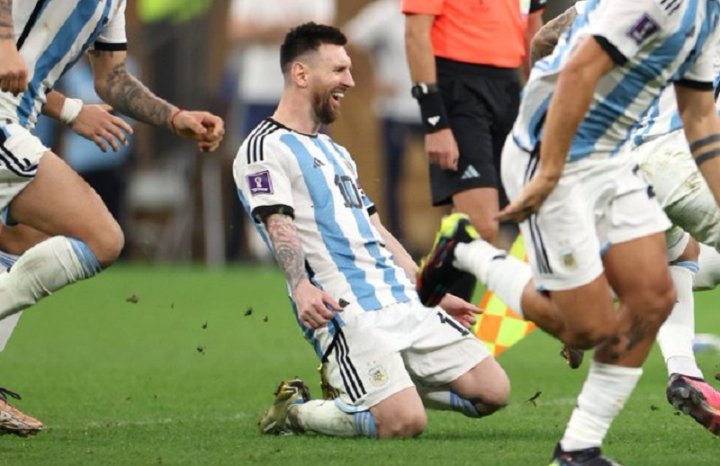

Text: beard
xmin=312 ymin=89 xmax=340 ymax=125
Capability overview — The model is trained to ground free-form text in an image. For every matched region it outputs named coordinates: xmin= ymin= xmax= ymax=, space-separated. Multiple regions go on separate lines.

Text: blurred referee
xmin=403 ymin=0 xmax=545 ymax=300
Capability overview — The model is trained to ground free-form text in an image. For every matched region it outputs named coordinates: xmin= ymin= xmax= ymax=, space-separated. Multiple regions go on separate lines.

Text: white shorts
xmin=501 ymin=138 xmax=671 ymax=291
xmin=0 ymin=122 xmax=47 ymax=223
xmin=316 ymin=299 xmax=490 ymax=412
xmin=632 ymin=131 xmax=720 ymax=250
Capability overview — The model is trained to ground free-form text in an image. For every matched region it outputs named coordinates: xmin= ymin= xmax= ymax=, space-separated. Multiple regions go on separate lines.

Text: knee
xmin=477 ymin=372 xmax=510 ymax=414
xmin=377 ymin=409 xmax=427 ymax=438
xmin=89 ymin=222 xmax=124 ymax=267
xmin=564 ymin=324 xmax=616 ymax=350
xmin=640 ymin=285 xmax=676 ymax=326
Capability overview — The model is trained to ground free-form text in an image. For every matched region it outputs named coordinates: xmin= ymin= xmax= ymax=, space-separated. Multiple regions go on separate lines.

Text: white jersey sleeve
xmin=234 ymin=137 xmax=297 ymax=222
xmin=678 ymin=29 xmax=720 ymax=86
xmin=588 ymin=1 xmax=665 ymax=65
xmin=94 ymin=0 xmax=128 ymax=49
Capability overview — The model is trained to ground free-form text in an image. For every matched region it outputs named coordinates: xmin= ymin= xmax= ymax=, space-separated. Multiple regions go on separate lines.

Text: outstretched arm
xmin=88 ymin=49 xmax=224 ymax=152
xmin=265 ymin=213 xmax=341 ymax=329
xmin=44 ymin=90 xmax=133 ymax=152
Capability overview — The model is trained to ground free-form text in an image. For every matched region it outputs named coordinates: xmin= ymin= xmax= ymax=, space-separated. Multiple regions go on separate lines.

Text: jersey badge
xmin=247 ymin=170 xmax=273 ymax=196
xmin=626 ymin=14 xmax=660 ymax=45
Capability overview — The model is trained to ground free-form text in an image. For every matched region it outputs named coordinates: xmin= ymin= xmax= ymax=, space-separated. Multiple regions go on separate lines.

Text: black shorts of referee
xmin=430 ymin=57 xmax=520 ymax=208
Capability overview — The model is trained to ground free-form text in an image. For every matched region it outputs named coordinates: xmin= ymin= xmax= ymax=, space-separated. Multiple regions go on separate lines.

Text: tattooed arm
xmin=88 ymin=49 xmax=225 ymax=151
xmin=0 ymin=0 xmax=28 ymax=95
xmin=529 ymin=6 xmax=577 ymax=66
xmin=265 ymin=213 xmax=341 ymax=329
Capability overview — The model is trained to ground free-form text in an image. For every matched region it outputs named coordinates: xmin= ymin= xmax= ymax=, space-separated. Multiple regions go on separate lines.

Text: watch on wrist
xmin=411 ymin=82 xmax=439 ymax=99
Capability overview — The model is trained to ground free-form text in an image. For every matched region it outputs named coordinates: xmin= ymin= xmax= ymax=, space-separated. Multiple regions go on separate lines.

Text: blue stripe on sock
xmin=671 ymin=260 xmax=699 ymax=274
xmin=449 ymin=391 xmax=481 ymax=418
xmin=0 ymin=250 xmax=18 ymax=269
xmin=67 ymin=238 xmax=101 ymax=278
xmin=351 ymin=411 xmax=377 ymax=438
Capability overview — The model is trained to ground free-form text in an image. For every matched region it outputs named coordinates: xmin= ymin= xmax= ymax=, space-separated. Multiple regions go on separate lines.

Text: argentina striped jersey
xmin=631 ymin=40 xmax=720 ymax=146
xmin=512 ymin=0 xmax=720 ymax=162
xmin=0 ymin=0 xmax=127 ymax=129
xmin=233 ymin=119 xmax=415 ymax=319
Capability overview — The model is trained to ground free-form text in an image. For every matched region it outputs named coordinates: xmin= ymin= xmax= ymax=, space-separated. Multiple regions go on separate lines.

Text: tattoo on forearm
xmin=0 ymin=0 xmax=14 ymax=40
xmin=91 ymin=52 xmax=172 ymax=127
xmin=266 ymin=214 xmax=307 ymax=290
xmin=530 ymin=7 xmax=577 ymax=65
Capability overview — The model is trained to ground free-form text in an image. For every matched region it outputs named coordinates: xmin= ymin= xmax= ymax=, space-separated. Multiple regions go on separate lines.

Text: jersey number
xmin=334 ymin=175 xmax=363 ymax=209
xmin=437 ymin=311 xmax=469 ymax=336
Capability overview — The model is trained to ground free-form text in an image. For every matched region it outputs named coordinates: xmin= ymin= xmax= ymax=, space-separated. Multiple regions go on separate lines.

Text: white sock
xmin=560 ymin=360 xmax=642 ymax=452
xmin=694 ymin=243 xmax=720 ymax=290
xmin=0 ymin=236 xmax=101 ymax=320
xmin=0 ymin=251 xmax=20 ymax=351
xmin=657 ymin=263 xmax=703 ymax=379
xmin=455 ymin=241 xmax=532 ymax=318
xmin=289 ymin=399 xmax=377 ymax=438
xmin=418 ymin=388 xmax=482 ymax=418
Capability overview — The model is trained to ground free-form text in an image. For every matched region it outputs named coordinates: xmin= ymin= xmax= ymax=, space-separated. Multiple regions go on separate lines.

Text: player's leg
xmin=402 ymin=301 xmax=510 ymax=420
xmin=659 ymin=231 xmax=720 ymax=434
xmin=696 ymin=242 xmax=720 ymax=289
xmin=261 ymin=312 xmax=429 ymax=439
xmin=0 ymin=148 xmax=123 ymax=320
xmin=659 ymin=230 xmax=702 ymax=379
xmin=0 ymin=224 xmax=50 ymax=351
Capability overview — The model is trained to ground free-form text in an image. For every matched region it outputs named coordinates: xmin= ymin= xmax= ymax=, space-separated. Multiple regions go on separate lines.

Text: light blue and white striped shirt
xmin=513 ymin=0 xmax=720 ymax=162
xmin=0 ymin=0 xmax=127 ymax=129
xmin=234 ymin=119 xmax=415 ymax=323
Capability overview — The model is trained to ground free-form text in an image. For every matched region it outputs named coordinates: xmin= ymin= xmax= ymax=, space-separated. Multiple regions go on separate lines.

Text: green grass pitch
xmin=1 ymin=265 xmax=717 ymax=465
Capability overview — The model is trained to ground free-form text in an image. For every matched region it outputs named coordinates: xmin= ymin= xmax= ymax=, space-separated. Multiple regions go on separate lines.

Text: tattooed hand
xmin=265 ymin=212 xmax=342 ymax=329
xmin=292 ymin=279 xmax=342 ymax=329
xmin=170 ymin=110 xmax=225 ymax=152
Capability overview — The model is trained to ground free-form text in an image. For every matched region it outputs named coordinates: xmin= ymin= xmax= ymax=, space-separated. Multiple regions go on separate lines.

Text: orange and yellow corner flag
xmin=472 ymin=235 xmax=535 ymax=356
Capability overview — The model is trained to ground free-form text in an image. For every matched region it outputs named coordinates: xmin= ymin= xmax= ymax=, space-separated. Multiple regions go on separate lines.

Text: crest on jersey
xmin=247 ymin=170 xmax=273 ymax=195
xmin=626 ymin=14 xmax=659 ymax=45
xmin=367 ymin=364 xmax=388 ymax=387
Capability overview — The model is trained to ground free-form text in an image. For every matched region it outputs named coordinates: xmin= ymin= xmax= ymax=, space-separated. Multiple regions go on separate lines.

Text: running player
xmin=417 ymin=1 xmax=720 ymax=463
xmin=530 ymin=1 xmax=720 ymax=437
xmin=0 ymin=0 xmax=224 ymax=436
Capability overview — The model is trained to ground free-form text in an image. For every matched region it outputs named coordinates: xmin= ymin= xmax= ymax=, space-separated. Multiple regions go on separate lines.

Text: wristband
xmin=59 ymin=97 xmax=83 ymax=125
xmin=169 ymin=108 xmax=185 ymax=134
xmin=415 ymin=91 xmax=450 ymax=133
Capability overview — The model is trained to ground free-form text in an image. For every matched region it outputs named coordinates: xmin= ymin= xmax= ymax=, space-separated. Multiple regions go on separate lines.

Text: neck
xmin=272 ymin=95 xmax=321 ymax=135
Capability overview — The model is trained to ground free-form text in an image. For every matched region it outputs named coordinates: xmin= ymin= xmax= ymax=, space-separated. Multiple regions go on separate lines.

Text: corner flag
xmin=472 ymin=235 xmax=535 ymax=356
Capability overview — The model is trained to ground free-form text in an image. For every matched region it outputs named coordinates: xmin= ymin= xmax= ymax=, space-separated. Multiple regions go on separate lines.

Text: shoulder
xmin=237 ymin=119 xmax=292 ymax=165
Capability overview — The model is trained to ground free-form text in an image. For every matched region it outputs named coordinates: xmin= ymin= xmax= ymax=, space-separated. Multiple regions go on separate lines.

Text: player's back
xmin=0 ymin=1 xmax=127 ymax=128
xmin=513 ymin=0 xmax=720 ymax=162
xmin=233 ymin=119 xmax=416 ymax=315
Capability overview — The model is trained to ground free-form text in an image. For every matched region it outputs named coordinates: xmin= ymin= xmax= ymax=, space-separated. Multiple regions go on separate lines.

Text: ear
xmin=291 ymin=61 xmax=309 ymax=88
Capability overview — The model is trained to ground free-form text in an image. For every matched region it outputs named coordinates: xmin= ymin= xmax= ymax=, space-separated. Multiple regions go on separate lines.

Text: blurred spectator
xmin=225 ymin=0 xmax=335 ymax=261
xmin=344 ymin=0 xmax=422 ymax=246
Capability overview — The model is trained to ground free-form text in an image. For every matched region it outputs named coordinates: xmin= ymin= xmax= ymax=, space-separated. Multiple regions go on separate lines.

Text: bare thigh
xmin=8 ymin=152 xmax=123 ymax=265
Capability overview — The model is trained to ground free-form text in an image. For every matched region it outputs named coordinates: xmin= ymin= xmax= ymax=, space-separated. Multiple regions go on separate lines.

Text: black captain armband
xmin=411 ymin=83 xmax=450 ymax=133
xmin=690 ymin=134 xmax=720 ymax=166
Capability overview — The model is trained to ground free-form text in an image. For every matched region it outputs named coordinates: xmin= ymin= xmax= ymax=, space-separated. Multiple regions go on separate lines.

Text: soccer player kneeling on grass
xmin=234 ymin=23 xmax=509 ymax=438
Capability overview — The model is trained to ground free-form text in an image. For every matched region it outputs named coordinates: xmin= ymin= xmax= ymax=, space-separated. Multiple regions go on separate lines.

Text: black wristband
xmin=416 ymin=91 xmax=450 ymax=133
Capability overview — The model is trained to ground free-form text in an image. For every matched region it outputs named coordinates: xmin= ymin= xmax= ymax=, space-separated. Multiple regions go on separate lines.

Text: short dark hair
xmin=280 ymin=22 xmax=347 ymax=74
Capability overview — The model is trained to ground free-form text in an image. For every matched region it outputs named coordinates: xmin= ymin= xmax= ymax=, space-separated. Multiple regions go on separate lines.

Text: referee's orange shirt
xmin=402 ymin=0 xmax=533 ymax=68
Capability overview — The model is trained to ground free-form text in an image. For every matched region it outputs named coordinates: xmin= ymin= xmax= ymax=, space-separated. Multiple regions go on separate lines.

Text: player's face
xmin=309 ymin=44 xmax=354 ymax=125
